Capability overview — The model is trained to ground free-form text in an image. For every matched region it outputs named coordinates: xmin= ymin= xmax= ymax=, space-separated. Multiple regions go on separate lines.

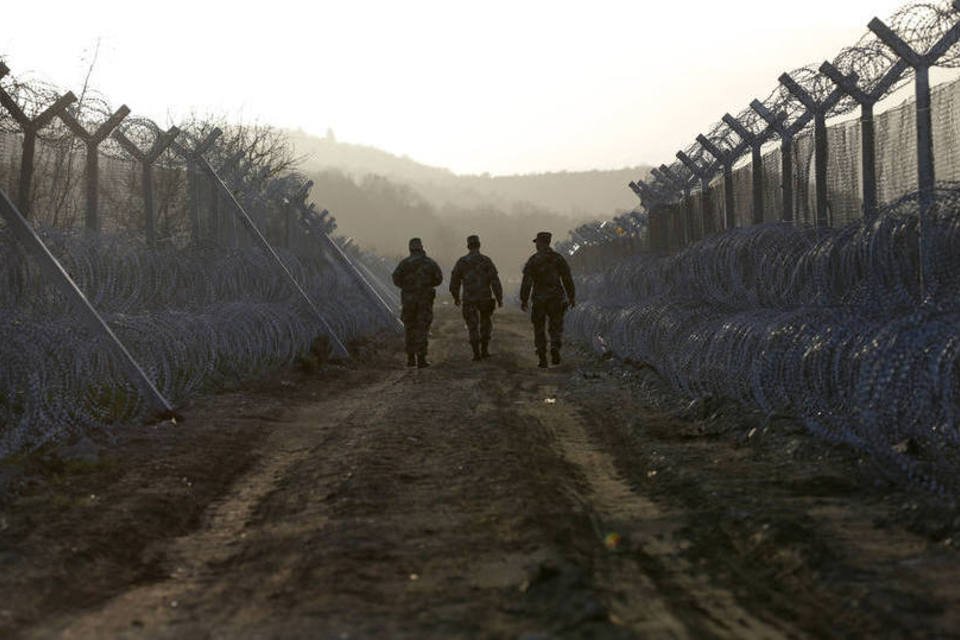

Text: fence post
xmin=171 ymin=128 xmax=222 ymax=244
xmin=650 ymin=172 xmax=683 ymax=250
xmin=696 ymin=135 xmax=738 ymax=230
xmin=820 ymin=60 xmax=908 ymax=219
xmin=750 ymin=100 xmax=810 ymax=223
xmin=630 ymin=180 xmax=665 ymax=251
xmin=57 ymin=104 xmax=130 ymax=233
xmin=676 ymin=150 xmax=715 ymax=237
xmin=113 ymin=126 xmax=180 ymax=247
xmin=722 ymin=112 xmax=784 ymax=225
xmin=868 ymin=11 xmax=960 ymax=211
xmin=658 ymin=164 xmax=696 ymax=245
xmin=779 ymin=72 xmax=846 ymax=227
xmin=869 ymin=7 xmax=960 ymax=299
xmin=0 ymin=63 xmax=77 ymax=219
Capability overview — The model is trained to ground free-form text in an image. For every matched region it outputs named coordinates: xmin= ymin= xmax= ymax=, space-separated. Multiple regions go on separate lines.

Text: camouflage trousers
xmin=531 ymin=298 xmax=566 ymax=353
xmin=462 ymin=299 xmax=496 ymax=343
xmin=401 ymin=298 xmax=434 ymax=356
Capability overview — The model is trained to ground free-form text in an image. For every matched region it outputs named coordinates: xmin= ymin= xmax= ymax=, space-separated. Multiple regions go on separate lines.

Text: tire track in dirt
xmin=509 ymin=366 xmax=796 ymax=639
xmin=33 ymin=372 xmax=408 ymax=639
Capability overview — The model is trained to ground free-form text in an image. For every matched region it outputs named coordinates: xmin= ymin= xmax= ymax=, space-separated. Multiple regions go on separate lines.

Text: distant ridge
xmin=285 ymin=129 xmax=650 ymax=218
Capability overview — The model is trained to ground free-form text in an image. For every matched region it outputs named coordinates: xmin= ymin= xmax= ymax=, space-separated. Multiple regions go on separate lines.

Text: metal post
xmin=697 ymin=135 xmax=738 ymax=230
xmin=113 ymin=126 xmax=180 ymax=247
xmin=299 ymin=203 xmax=403 ymax=333
xmin=657 ymin=164 xmax=694 ymax=246
xmin=781 ymin=134 xmax=794 ymax=223
xmin=820 ymin=60 xmax=908 ymax=219
xmin=0 ymin=186 xmax=174 ymax=415
xmin=779 ymin=73 xmax=846 ymax=227
xmin=721 ymin=113 xmax=772 ymax=225
xmin=868 ymin=9 xmax=960 ymax=298
xmin=171 ymin=129 xmax=222 ymax=244
xmin=195 ymin=155 xmax=351 ymax=358
xmin=751 ymin=99 xmax=811 ymax=224
xmin=869 ymin=12 xmax=960 ymax=211
xmin=677 ymin=150 xmax=714 ymax=238
xmin=58 ymin=105 xmax=129 ymax=232
xmin=0 ymin=63 xmax=77 ymax=219
xmin=814 ymin=111 xmax=829 ymax=226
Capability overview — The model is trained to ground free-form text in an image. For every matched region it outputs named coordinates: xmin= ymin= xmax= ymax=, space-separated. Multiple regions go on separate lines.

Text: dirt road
xmin=3 ymin=306 xmax=960 ymax=638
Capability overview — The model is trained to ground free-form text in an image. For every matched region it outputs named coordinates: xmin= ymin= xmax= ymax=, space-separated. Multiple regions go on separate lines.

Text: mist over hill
xmin=287 ymin=129 xmax=650 ymax=217
xmin=285 ymin=129 xmax=650 ymax=277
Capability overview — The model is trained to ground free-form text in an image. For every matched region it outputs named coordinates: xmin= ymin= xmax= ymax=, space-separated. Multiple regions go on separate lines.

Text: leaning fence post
xmin=57 ymin=104 xmax=130 ymax=233
xmin=193 ymin=152 xmax=350 ymax=358
xmin=0 ymin=186 xmax=174 ymax=416
xmin=113 ymin=126 xmax=180 ymax=247
xmin=0 ymin=63 xmax=77 ymax=219
xmin=296 ymin=199 xmax=403 ymax=333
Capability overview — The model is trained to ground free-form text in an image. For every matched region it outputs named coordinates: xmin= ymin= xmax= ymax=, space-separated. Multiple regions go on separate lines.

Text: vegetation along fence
xmin=0 ymin=61 xmax=402 ymax=456
xmin=562 ymin=0 xmax=960 ymax=495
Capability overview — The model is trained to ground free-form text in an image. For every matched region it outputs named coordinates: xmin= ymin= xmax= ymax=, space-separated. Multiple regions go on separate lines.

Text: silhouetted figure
xmin=450 ymin=235 xmax=503 ymax=361
xmin=392 ymin=237 xmax=443 ymax=368
xmin=520 ymin=232 xmax=576 ymax=368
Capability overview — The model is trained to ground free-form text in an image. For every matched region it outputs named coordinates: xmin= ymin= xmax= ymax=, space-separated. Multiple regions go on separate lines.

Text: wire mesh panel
xmin=932 ymin=78 xmax=960 ymax=182
xmin=826 ymin=118 xmax=864 ymax=226
xmin=875 ymin=96 xmax=920 ymax=207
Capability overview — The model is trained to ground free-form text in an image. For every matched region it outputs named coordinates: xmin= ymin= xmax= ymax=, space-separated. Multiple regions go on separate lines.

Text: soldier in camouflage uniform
xmin=450 ymin=235 xmax=504 ymax=361
xmin=392 ymin=237 xmax=444 ymax=368
xmin=520 ymin=231 xmax=576 ymax=368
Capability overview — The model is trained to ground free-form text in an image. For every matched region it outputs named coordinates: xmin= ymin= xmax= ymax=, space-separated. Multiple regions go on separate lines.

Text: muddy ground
xmin=2 ymin=306 xmax=960 ymax=639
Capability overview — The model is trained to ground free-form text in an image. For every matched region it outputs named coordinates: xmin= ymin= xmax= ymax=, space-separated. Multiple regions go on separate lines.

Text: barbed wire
xmin=568 ymin=183 xmax=960 ymax=495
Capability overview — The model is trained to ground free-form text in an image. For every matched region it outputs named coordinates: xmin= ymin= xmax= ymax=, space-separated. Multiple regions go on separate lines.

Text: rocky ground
xmin=2 ymin=306 xmax=960 ymax=639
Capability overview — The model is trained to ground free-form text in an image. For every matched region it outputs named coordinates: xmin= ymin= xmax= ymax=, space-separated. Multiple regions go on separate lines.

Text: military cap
xmin=467 ymin=234 xmax=480 ymax=247
xmin=533 ymin=231 xmax=552 ymax=244
xmin=409 ymin=237 xmax=424 ymax=250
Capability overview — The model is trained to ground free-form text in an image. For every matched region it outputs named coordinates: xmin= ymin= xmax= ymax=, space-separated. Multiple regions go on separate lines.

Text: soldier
xmin=392 ymin=237 xmax=443 ymax=368
xmin=520 ymin=231 xmax=576 ymax=368
xmin=450 ymin=235 xmax=503 ymax=361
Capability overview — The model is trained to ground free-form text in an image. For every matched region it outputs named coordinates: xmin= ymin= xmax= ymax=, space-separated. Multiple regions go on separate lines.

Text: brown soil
xmin=2 ymin=306 xmax=960 ymax=639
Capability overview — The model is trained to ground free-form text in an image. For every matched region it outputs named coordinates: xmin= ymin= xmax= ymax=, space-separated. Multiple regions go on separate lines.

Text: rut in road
xmin=36 ymin=308 xmax=795 ymax=639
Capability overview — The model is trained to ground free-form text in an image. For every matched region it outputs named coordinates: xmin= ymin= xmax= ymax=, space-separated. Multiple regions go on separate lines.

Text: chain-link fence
xmin=0 ymin=62 xmax=401 ymax=456
xmin=561 ymin=1 xmax=960 ymax=494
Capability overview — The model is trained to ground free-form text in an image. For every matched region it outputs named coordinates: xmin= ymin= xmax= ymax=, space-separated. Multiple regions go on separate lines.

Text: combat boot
xmin=417 ymin=352 xmax=430 ymax=368
xmin=471 ymin=341 xmax=481 ymax=362
xmin=550 ymin=348 xmax=561 ymax=365
xmin=480 ymin=340 xmax=490 ymax=359
xmin=537 ymin=351 xmax=548 ymax=368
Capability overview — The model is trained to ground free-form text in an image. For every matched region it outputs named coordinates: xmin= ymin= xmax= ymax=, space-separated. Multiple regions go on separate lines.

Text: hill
xmin=285 ymin=129 xmax=650 ymax=218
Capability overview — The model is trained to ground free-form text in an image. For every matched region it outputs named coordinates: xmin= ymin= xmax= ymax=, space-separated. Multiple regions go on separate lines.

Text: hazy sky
xmin=2 ymin=0 xmax=916 ymax=175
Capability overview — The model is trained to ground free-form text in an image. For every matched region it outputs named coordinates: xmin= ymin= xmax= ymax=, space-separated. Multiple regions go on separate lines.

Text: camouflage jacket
xmin=449 ymin=252 xmax=503 ymax=304
xmin=520 ymin=248 xmax=575 ymax=304
xmin=392 ymin=251 xmax=443 ymax=304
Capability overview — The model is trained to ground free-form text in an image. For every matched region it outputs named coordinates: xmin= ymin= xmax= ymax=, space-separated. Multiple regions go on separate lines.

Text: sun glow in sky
xmin=3 ymin=0 xmax=913 ymax=175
